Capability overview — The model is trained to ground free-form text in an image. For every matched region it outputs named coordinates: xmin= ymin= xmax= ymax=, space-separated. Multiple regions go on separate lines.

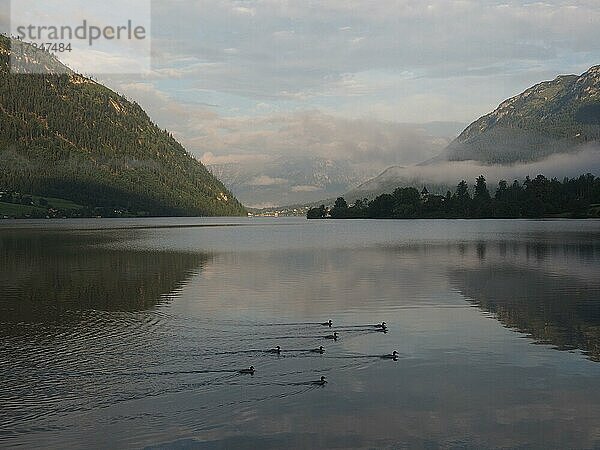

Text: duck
xmin=325 ymin=332 xmax=338 ymax=340
xmin=321 ymin=319 xmax=333 ymax=327
xmin=375 ymin=322 xmax=387 ymax=329
xmin=239 ymin=366 xmax=255 ymax=375
xmin=268 ymin=346 xmax=282 ymax=354
xmin=310 ymin=346 xmax=325 ymax=354
xmin=381 ymin=351 xmax=399 ymax=360
xmin=311 ymin=376 xmax=327 ymax=386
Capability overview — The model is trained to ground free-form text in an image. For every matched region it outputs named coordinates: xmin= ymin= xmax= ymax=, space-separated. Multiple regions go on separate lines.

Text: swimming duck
xmin=381 ymin=351 xmax=399 ymax=360
xmin=268 ymin=346 xmax=282 ymax=354
xmin=325 ymin=332 xmax=338 ymax=340
xmin=321 ymin=319 xmax=333 ymax=327
xmin=310 ymin=346 xmax=325 ymax=354
xmin=239 ymin=366 xmax=255 ymax=375
xmin=311 ymin=376 xmax=327 ymax=386
xmin=375 ymin=322 xmax=387 ymax=329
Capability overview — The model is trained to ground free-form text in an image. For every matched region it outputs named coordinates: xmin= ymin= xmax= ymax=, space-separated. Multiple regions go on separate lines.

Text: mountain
xmin=347 ymin=65 xmax=600 ymax=201
xmin=0 ymin=36 xmax=245 ymax=216
xmin=427 ymin=65 xmax=600 ymax=165
xmin=208 ymin=156 xmax=371 ymax=208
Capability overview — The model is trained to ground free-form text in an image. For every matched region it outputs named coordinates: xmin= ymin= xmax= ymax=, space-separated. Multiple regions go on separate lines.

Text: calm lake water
xmin=1 ymin=218 xmax=600 ymax=449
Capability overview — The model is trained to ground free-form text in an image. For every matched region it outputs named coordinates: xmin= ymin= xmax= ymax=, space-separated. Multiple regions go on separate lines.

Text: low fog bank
xmin=348 ymin=144 xmax=600 ymax=199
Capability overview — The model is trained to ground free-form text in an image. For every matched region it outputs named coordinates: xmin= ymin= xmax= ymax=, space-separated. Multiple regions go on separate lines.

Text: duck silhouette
xmin=311 ymin=376 xmax=327 ymax=386
xmin=325 ymin=332 xmax=338 ymax=340
xmin=310 ymin=346 xmax=325 ymax=354
xmin=321 ymin=320 xmax=333 ymax=327
xmin=268 ymin=346 xmax=281 ymax=354
xmin=239 ymin=366 xmax=255 ymax=375
xmin=381 ymin=351 xmax=399 ymax=360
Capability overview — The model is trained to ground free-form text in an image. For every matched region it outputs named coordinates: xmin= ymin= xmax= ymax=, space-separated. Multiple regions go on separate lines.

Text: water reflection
xmin=447 ymin=240 xmax=600 ymax=361
xmin=0 ymin=230 xmax=209 ymax=324
xmin=0 ymin=230 xmax=211 ymax=444
xmin=1 ymin=219 xmax=600 ymax=449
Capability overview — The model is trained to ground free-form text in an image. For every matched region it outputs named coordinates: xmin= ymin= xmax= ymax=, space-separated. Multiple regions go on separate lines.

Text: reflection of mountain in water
xmin=450 ymin=259 xmax=600 ymax=362
xmin=0 ymin=231 xmax=209 ymax=324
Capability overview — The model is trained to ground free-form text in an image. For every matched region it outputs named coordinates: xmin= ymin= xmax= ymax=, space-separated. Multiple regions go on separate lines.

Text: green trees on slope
xmin=0 ymin=36 xmax=246 ymax=216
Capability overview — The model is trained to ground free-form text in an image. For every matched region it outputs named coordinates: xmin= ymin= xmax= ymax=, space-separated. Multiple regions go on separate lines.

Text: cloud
xmin=106 ymin=80 xmax=456 ymax=176
xmin=230 ymin=5 xmax=256 ymax=16
xmin=422 ymin=144 xmax=600 ymax=185
xmin=248 ymin=175 xmax=288 ymax=186
xmin=354 ymin=144 xmax=600 ymax=196
xmin=292 ymin=185 xmax=322 ymax=192
xmin=0 ymin=2 xmax=8 ymax=32
xmin=5 ymin=0 xmax=600 ymax=124
xmin=190 ymin=110 xmax=453 ymax=172
xmin=140 ymin=0 xmax=600 ymax=122
xmin=201 ymin=152 xmax=270 ymax=165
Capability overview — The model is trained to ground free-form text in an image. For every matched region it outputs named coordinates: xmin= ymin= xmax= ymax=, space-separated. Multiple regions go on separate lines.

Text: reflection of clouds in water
xmin=183 ymin=247 xmax=453 ymax=319
xmin=179 ymin=231 xmax=600 ymax=366
xmin=187 ymin=234 xmax=600 ymax=320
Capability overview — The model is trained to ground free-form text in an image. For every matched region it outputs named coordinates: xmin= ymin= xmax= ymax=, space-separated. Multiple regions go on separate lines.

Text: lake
xmin=1 ymin=218 xmax=600 ymax=449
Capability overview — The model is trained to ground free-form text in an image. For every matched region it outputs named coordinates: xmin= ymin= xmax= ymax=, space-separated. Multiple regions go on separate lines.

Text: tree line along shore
xmin=307 ymin=173 xmax=600 ymax=220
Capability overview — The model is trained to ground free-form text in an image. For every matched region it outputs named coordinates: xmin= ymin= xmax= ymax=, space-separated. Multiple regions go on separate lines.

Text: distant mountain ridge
xmin=0 ymin=36 xmax=245 ymax=216
xmin=208 ymin=156 xmax=372 ymax=208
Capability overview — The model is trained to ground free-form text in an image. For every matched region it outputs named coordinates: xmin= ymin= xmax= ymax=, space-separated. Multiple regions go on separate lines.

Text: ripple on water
xmin=3 ymin=219 xmax=600 ymax=449
xmin=1 ymin=305 xmax=393 ymax=442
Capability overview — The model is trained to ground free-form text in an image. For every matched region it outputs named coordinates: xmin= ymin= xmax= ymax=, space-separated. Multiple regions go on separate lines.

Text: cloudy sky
xmin=2 ymin=0 xmax=600 ymax=178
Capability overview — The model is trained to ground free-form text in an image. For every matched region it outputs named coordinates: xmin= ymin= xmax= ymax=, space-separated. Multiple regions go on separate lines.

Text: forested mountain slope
xmin=0 ymin=36 xmax=245 ymax=216
xmin=427 ymin=65 xmax=600 ymax=164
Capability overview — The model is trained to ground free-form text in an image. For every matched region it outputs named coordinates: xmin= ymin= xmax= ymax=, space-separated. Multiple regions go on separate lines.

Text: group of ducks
xmin=238 ymin=320 xmax=397 ymax=386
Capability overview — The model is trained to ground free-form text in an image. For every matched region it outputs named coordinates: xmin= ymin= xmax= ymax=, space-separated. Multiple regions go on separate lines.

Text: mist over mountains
xmin=346 ymin=144 xmax=600 ymax=202
xmin=208 ymin=156 xmax=363 ymax=209
xmin=347 ymin=65 xmax=600 ymax=201
xmin=206 ymin=120 xmax=464 ymax=208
